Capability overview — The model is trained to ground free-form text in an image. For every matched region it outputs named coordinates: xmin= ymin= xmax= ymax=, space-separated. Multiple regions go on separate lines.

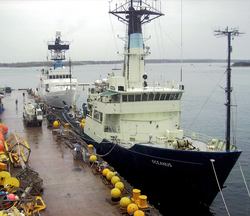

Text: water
xmin=1 ymin=63 xmax=250 ymax=215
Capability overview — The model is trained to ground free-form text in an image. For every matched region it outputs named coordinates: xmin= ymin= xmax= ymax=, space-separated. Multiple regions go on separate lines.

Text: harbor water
xmin=1 ymin=63 xmax=250 ymax=215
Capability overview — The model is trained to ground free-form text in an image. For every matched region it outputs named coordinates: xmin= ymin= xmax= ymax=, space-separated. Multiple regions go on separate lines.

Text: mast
xmin=109 ymin=0 xmax=163 ymax=89
xmin=214 ymin=27 xmax=244 ymax=150
xmin=47 ymin=30 xmax=70 ymax=69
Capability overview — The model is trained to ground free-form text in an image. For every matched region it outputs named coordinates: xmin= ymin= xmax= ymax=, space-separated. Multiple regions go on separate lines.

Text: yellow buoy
xmin=111 ymin=176 xmax=120 ymax=185
xmin=127 ymin=203 xmax=138 ymax=214
xmin=120 ymin=197 xmax=131 ymax=208
xmin=81 ymin=118 xmax=86 ymax=123
xmin=90 ymin=155 xmax=97 ymax=163
xmin=102 ymin=168 xmax=110 ymax=176
xmin=106 ymin=171 xmax=115 ymax=180
xmin=4 ymin=177 xmax=20 ymax=192
xmin=80 ymin=123 xmax=85 ymax=128
xmin=134 ymin=210 xmax=145 ymax=216
xmin=53 ymin=120 xmax=60 ymax=127
xmin=115 ymin=181 xmax=124 ymax=192
xmin=110 ymin=188 xmax=121 ymax=199
xmin=0 ymin=171 xmax=11 ymax=186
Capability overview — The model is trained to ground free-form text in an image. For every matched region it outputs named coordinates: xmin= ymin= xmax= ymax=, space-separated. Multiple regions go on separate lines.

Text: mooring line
xmin=238 ymin=161 xmax=250 ymax=197
xmin=210 ymin=159 xmax=230 ymax=216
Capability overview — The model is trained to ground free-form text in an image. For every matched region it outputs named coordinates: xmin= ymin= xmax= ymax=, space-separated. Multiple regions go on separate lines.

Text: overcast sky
xmin=0 ymin=0 xmax=249 ymax=63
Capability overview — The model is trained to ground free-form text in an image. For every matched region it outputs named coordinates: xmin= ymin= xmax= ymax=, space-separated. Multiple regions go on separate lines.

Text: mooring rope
xmin=210 ymin=159 xmax=230 ymax=216
xmin=238 ymin=161 xmax=250 ymax=197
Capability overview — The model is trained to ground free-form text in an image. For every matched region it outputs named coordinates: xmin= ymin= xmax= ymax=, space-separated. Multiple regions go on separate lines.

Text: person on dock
xmin=15 ymin=99 xmax=18 ymax=107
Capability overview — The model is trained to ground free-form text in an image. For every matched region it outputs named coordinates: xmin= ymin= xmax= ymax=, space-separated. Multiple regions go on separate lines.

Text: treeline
xmin=0 ymin=59 xmax=249 ymax=68
xmin=231 ymin=62 xmax=250 ymax=67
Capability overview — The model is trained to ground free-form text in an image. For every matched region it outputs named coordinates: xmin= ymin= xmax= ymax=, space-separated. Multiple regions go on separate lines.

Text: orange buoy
xmin=102 ymin=168 xmax=110 ymax=176
xmin=0 ymin=133 xmax=4 ymax=142
xmin=0 ymin=143 xmax=4 ymax=151
xmin=134 ymin=210 xmax=145 ymax=216
xmin=2 ymin=125 xmax=8 ymax=135
xmin=127 ymin=203 xmax=138 ymax=214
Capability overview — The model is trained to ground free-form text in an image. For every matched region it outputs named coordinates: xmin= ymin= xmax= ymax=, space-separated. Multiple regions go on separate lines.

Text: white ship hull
xmin=43 ymin=88 xmax=79 ymax=108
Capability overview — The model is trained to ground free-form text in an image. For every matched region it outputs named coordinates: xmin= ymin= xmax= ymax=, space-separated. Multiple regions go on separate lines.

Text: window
xmin=142 ymin=93 xmax=147 ymax=101
xmin=174 ymin=94 xmax=179 ymax=100
xmin=166 ymin=94 xmax=170 ymax=100
xmin=60 ymin=75 xmax=62 ymax=79
xmin=49 ymin=76 xmax=52 ymax=79
xmin=128 ymin=95 xmax=134 ymax=102
xmin=148 ymin=93 xmax=154 ymax=101
xmin=135 ymin=94 xmax=141 ymax=101
xmin=178 ymin=93 xmax=182 ymax=100
xmin=122 ymin=95 xmax=127 ymax=102
xmin=160 ymin=94 xmax=166 ymax=100
xmin=63 ymin=75 xmax=65 ymax=78
xmin=154 ymin=93 xmax=160 ymax=100
xmin=170 ymin=94 xmax=175 ymax=100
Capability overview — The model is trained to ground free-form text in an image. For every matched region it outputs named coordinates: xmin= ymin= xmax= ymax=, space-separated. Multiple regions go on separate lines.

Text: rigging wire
xmin=155 ymin=21 xmax=224 ymax=87
xmin=180 ymin=0 xmax=183 ymax=82
xmin=238 ymin=161 xmax=250 ymax=197
xmin=108 ymin=13 xmax=120 ymax=56
xmin=210 ymin=159 xmax=231 ymax=216
xmin=186 ymin=71 xmax=226 ymax=132
xmin=154 ymin=20 xmax=162 ymax=59
xmin=231 ymin=78 xmax=238 ymax=145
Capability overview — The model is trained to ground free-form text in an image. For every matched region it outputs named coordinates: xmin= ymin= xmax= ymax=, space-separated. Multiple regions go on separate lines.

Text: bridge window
xmin=170 ymin=94 xmax=175 ymax=100
xmin=166 ymin=94 xmax=170 ymax=100
xmin=128 ymin=95 xmax=134 ymax=102
xmin=148 ymin=93 xmax=154 ymax=101
xmin=154 ymin=93 xmax=160 ymax=100
xmin=135 ymin=94 xmax=141 ymax=101
xmin=142 ymin=93 xmax=147 ymax=101
xmin=160 ymin=94 xmax=166 ymax=100
xmin=122 ymin=95 xmax=127 ymax=102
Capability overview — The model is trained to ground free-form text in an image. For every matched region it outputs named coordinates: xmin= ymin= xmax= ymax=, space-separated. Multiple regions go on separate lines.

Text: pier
xmin=0 ymin=90 xmax=121 ymax=215
xmin=0 ymin=89 xmax=162 ymax=216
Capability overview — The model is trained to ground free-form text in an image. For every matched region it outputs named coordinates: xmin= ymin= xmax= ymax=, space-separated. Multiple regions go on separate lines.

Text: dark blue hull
xmin=81 ymin=133 xmax=241 ymax=212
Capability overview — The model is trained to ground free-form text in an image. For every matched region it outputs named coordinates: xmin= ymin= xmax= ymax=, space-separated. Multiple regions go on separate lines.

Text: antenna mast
xmin=214 ymin=27 xmax=244 ymax=151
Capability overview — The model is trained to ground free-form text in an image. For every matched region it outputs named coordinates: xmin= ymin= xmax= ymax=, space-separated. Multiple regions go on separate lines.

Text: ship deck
xmin=0 ymin=90 xmax=123 ymax=215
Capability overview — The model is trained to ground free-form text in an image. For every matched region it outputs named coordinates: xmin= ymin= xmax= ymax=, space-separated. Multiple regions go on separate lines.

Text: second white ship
xmin=37 ymin=30 xmax=79 ymax=108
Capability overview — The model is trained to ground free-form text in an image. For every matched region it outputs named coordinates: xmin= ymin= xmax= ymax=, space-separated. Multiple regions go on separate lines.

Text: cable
xmin=186 ymin=71 xmax=226 ymax=132
xmin=210 ymin=159 xmax=230 ymax=216
xmin=238 ymin=161 xmax=250 ymax=197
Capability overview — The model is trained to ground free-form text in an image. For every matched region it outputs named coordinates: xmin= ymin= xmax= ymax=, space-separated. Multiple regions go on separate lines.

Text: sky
xmin=0 ymin=0 xmax=249 ymax=63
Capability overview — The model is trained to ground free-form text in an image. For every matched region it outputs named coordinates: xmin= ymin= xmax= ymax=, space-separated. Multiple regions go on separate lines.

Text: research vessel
xmin=37 ymin=31 xmax=79 ymax=108
xmin=80 ymin=0 xmax=241 ymax=212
